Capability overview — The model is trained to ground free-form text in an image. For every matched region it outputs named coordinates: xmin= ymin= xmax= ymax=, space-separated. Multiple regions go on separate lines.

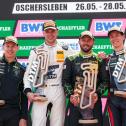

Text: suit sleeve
xmin=19 ymin=80 xmax=28 ymax=120
xmin=96 ymin=58 xmax=110 ymax=96
xmin=62 ymin=57 xmax=75 ymax=98
xmin=19 ymin=69 xmax=28 ymax=120
xmin=23 ymin=50 xmax=37 ymax=95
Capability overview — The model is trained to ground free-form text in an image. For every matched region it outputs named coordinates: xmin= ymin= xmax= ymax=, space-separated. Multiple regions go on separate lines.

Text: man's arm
xmin=97 ymin=58 xmax=110 ymax=96
xmin=19 ymin=119 xmax=27 ymax=126
xmin=23 ymin=50 xmax=36 ymax=95
xmin=62 ymin=57 xmax=74 ymax=98
xmin=19 ymin=79 xmax=28 ymax=124
xmin=23 ymin=49 xmax=47 ymax=102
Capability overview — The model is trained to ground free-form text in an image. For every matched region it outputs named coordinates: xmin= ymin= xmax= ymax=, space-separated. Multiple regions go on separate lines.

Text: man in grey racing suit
xmin=23 ymin=20 xmax=72 ymax=126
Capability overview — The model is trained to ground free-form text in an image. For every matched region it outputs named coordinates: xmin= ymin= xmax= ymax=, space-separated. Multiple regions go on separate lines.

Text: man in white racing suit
xmin=23 ymin=20 xmax=72 ymax=126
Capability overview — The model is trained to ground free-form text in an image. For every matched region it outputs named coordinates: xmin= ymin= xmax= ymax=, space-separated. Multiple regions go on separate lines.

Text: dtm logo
xmin=21 ymin=23 xmax=43 ymax=32
xmin=95 ymin=21 xmax=122 ymax=32
xmin=113 ymin=58 xmax=124 ymax=78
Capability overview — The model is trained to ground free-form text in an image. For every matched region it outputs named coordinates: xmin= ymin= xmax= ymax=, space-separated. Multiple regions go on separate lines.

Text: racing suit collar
xmin=114 ymin=49 xmax=125 ymax=55
xmin=2 ymin=55 xmax=17 ymax=64
xmin=79 ymin=50 xmax=93 ymax=58
xmin=44 ymin=41 xmax=57 ymax=47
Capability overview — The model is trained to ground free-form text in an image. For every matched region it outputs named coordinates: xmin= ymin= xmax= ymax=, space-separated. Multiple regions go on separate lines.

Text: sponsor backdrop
xmin=0 ymin=0 xmax=126 ymax=126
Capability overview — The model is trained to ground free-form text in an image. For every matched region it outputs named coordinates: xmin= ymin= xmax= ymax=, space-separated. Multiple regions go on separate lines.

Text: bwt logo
xmin=95 ymin=21 xmax=122 ymax=32
xmin=21 ymin=23 xmax=44 ymax=32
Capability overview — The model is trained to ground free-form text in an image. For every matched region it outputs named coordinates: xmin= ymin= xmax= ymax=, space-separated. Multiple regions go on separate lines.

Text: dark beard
xmin=80 ymin=45 xmax=93 ymax=53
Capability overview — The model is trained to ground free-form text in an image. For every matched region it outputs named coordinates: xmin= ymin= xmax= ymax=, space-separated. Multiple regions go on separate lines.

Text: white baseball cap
xmin=80 ymin=31 xmax=94 ymax=39
xmin=4 ymin=36 xmax=18 ymax=45
xmin=108 ymin=26 xmax=124 ymax=36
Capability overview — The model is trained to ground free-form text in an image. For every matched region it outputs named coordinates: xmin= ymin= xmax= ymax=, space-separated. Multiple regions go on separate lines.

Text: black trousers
xmin=65 ymin=99 xmax=103 ymax=126
xmin=108 ymin=96 xmax=126 ymax=126
xmin=0 ymin=107 xmax=20 ymax=126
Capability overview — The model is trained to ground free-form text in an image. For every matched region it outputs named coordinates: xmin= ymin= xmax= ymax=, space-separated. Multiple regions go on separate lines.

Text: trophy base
xmin=114 ymin=91 xmax=126 ymax=98
xmin=0 ymin=100 xmax=5 ymax=106
xmin=79 ymin=119 xmax=98 ymax=124
xmin=34 ymin=95 xmax=48 ymax=102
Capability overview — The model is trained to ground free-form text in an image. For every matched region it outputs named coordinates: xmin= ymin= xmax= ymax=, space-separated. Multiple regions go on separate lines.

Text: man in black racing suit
xmin=107 ymin=26 xmax=126 ymax=126
xmin=0 ymin=36 xmax=28 ymax=126
xmin=62 ymin=31 xmax=109 ymax=126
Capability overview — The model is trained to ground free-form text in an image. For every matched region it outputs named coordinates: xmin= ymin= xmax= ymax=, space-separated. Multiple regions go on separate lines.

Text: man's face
xmin=3 ymin=42 xmax=18 ymax=59
xmin=43 ymin=29 xmax=58 ymax=44
xmin=109 ymin=31 xmax=125 ymax=49
xmin=79 ymin=35 xmax=94 ymax=53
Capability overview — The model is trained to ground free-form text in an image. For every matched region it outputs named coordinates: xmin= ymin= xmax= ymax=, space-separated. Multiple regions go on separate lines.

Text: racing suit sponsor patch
xmin=47 ymin=65 xmax=59 ymax=79
xmin=56 ymin=50 xmax=64 ymax=62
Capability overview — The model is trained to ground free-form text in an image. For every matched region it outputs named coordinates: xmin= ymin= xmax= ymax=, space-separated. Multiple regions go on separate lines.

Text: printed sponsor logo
xmin=56 ymin=19 xmax=89 ymax=37
xmin=17 ymin=39 xmax=44 ymax=57
xmin=58 ymin=38 xmax=113 ymax=54
xmin=58 ymin=39 xmax=80 ymax=52
xmin=0 ymin=21 xmax=15 ymax=37
xmin=90 ymin=19 xmax=126 ymax=36
xmin=93 ymin=38 xmax=113 ymax=54
xmin=14 ymin=20 xmax=47 ymax=37
xmin=47 ymin=65 xmax=59 ymax=79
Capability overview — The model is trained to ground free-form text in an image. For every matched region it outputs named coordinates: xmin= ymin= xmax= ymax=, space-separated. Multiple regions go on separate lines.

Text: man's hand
xmin=19 ymin=119 xmax=27 ymax=126
xmin=114 ymin=91 xmax=126 ymax=98
xmin=26 ymin=92 xmax=48 ymax=102
xmin=98 ymin=51 xmax=107 ymax=59
xmin=27 ymin=92 xmax=38 ymax=102
xmin=89 ymin=93 xmax=98 ymax=109
xmin=91 ymin=93 xmax=98 ymax=106
xmin=91 ymin=93 xmax=98 ymax=104
xmin=70 ymin=95 xmax=80 ymax=106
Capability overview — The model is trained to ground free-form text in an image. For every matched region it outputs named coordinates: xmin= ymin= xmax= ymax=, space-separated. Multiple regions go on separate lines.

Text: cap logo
xmin=44 ymin=21 xmax=56 ymax=28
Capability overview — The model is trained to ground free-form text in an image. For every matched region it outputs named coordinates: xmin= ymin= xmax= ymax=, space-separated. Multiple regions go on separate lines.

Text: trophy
xmin=73 ymin=62 xmax=98 ymax=124
xmin=112 ymin=54 xmax=126 ymax=98
xmin=27 ymin=48 xmax=49 ymax=102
